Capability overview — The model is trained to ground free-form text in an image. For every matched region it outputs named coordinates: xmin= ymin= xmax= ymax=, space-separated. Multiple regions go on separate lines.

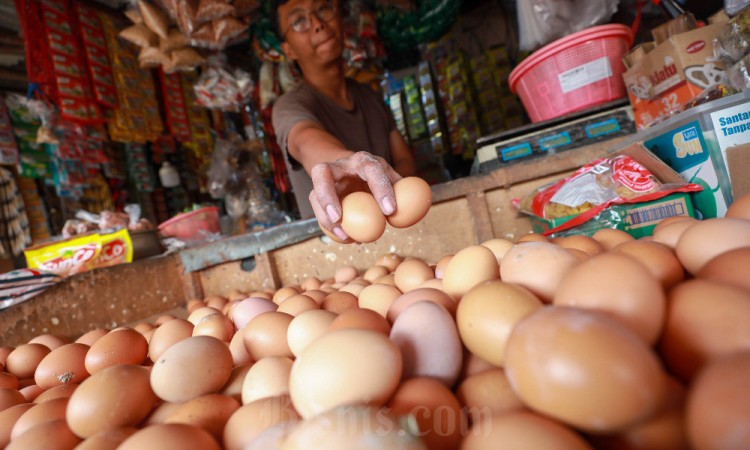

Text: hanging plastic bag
xmin=517 ymin=0 xmax=620 ymax=51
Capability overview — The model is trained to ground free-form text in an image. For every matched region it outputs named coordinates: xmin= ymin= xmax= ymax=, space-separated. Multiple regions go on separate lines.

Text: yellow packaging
xmin=25 ymin=229 xmax=132 ymax=277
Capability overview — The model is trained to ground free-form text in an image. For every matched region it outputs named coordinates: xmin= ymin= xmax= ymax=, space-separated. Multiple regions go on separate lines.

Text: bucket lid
xmin=509 ymin=24 xmax=634 ymax=94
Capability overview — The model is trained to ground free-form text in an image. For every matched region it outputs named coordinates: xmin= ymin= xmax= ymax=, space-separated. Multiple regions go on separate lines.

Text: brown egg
xmin=6 ymin=344 xmax=51 ymax=379
xmin=320 ymin=291 xmax=358 ymax=314
xmin=652 ymin=217 xmax=697 ymax=248
xmin=481 ymin=238 xmax=515 ymax=265
xmin=192 ymin=314 xmax=235 ymax=342
xmin=363 ymin=265 xmax=389 ymax=282
xmin=442 ymin=245 xmax=499 ymax=300
xmin=33 ymin=383 xmax=77 ymax=403
xmin=231 ymin=297 xmax=278 ymax=330
xmin=500 ymin=242 xmax=579 ymax=302
xmin=186 ymin=299 xmax=206 ymax=313
xmin=28 ymin=334 xmax=68 ymax=350
xmin=517 ymin=232 xmax=549 ymax=243
xmin=148 ymin=319 xmax=194 ymax=362
xmin=6 ymin=419 xmax=82 ymax=450
xmin=0 ymin=347 xmax=13 ymax=366
xmin=133 ymin=322 xmax=155 ymax=334
xmin=567 ymin=248 xmax=591 ymax=260
xmin=34 ymin=343 xmax=89 ymax=390
xmin=660 ymin=279 xmax=750 ymax=382
xmin=241 ymin=356 xmax=293 ymax=405
xmin=334 ymin=265 xmax=358 ymax=283
xmin=613 ymin=241 xmax=685 ymax=289
xmin=376 ymin=253 xmax=403 ymax=272
xmin=387 ymin=287 xmax=456 ymax=322
xmin=221 ymin=364 xmax=251 ymax=402
xmin=282 ymin=404 xmax=423 ymax=450
xmin=0 ymin=403 xmax=34 ymax=447
xmin=0 ymin=373 xmax=17 ymax=390
xmin=592 ymin=228 xmax=635 ymax=250
xmin=697 ymin=247 xmax=750 ymax=292
xmin=432 ymin=255 xmax=452 ymax=280
xmin=289 ymin=329 xmax=402 ymax=419
xmin=155 ymin=314 xmax=177 ymax=326
xmin=228 ymin=290 xmax=247 ymax=302
xmin=228 ymin=330 xmax=252 ymax=367
xmin=302 ymin=289 xmax=326 ymax=304
xmin=394 ymin=258 xmax=434 ymax=293
xmin=75 ymin=329 xmax=109 ymax=347
xmin=205 ymin=296 xmax=228 ymax=311
xmin=554 ymin=252 xmax=666 ymax=345
xmin=329 ymin=308 xmax=390 ymax=335
xmin=85 ymin=328 xmax=148 ymax=374
xmin=374 ymin=273 xmax=397 ymax=286
xmin=461 ymin=411 xmax=592 ymax=450
xmin=459 ymin=351 xmax=497 ymax=379
xmin=387 ymin=377 xmax=462 ymax=450
xmin=223 ymin=395 xmax=299 ymax=450
xmin=387 ymin=177 xmax=432 ymax=228
xmin=150 ymin=336 xmax=233 ymax=403
xmin=75 ymin=427 xmax=138 ymax=450
xmin=243 ymin=312 xmax=294 ymax=360
xmin=277 ymin=295 xmax=319 ymax=316
xmin=187 ymin=307 xmax=222 ymax=326
xmin=142 ymin=402 xmax=184 ymax=426
xmin=118 ymin=423 xmax=220 ymax=450
xmin=340 ymin=191 xmax=386 ymax=243
xmin=300 ymin=277 xmax=322 ymax=291
xmin=19 ymin=384 xmax=43 ymax=402
xmin=676 ymin=218 xmax=750 ymax=274
xmin=456 ymin=368 xmax=525 ymax=424
xmin=287 ymin=310 xmax=337 ymax=357
xmin=421 ymin=278 xmax=443 ymax=290
xmin=557 ymin=235 xmax=605 ymax=255
xmin=390 ymin=301 xmax=463 ymax=386
xmin=66 ymin=364 xmax=157 ymax=438
xmin=589 ymin=375 xmax=687 ymax=450
xmin=0 ymin=388 xmax=25 ymax=411
xmin=457 ymin=281 xmax=543 ymax=367
xmin=272 ymin=286 xmax=301 ymax=305
xmin=338 ymin=282 xmax=367 ymax=297
xmin=686 ymin=352 xmax=750 ymax=450
xmin=166 ymin=394 xmax=240 ymax=440
xmin=505 ymin=307 xmax=666 ymax=433
xmin=725 ymin=192 xmax=750 ymax=220
xmin=11 ymin=397 xmax=68 ymax=439
xmin=357 ymin=283 xmax=402 ymax=318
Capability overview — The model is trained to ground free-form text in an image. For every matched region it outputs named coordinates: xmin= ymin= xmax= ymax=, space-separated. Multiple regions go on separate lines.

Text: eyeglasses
xmin=282 ymin=2 xmax=337 ymax=38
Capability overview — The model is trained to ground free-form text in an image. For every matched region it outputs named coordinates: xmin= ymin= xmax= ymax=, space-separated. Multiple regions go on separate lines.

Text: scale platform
xmin=473 ymin=99 xmax=636 ymax=174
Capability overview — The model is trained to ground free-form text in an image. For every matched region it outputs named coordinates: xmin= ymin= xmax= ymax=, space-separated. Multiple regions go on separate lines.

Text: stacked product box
xmin=435 ymin=52 xmax=482 ymax=158
xmin=632 ymin=90 xmax=750 ymax=219
xmin=469 ymin=47 xmax=527 ymax=134
xmin=418 ymin=62 xmax=447 ymax=156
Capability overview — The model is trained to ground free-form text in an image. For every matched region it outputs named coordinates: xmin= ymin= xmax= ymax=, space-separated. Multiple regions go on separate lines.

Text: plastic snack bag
xmin=0 ymin=269 xmax=61 ymax=310
xmin=517 ymin=154 xmax=703 ymax=235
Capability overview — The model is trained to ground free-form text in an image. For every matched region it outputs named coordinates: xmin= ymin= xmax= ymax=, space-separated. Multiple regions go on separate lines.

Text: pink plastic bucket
xmin=509 ymin=24 xmax=634 ymax=122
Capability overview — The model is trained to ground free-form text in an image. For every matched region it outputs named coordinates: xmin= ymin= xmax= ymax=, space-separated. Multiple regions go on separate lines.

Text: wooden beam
xmin=465 ymin=191 xmax=495 ymax=243
xmin=255 ymin=252 xmax=281 ymax=290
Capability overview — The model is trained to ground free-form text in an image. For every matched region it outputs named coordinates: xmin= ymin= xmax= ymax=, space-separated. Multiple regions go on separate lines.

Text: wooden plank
xmin=0 ymin=255 xmax=185 ymax=346
xmin=199 ymin=260 xmax=273 ymax=298
xmin=255 ymin=252 xmax=281 ymax=290
xmin=466 ymin=191 xmax=494 ymax=243
xmin=180 ymin=270 xmax=204 ymax=301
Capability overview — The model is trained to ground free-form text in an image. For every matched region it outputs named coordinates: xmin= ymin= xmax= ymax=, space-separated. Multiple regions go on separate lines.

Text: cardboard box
xmin=725 ymin=143 xmax=750 ymax=198
xmin=528 ymin=142 xmax=698 ymax=237
xmin=623 ymin=23 xmax=726 ymax=129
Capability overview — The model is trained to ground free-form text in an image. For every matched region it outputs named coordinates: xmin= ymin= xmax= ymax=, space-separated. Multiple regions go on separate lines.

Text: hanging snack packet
xmin=160 ymin=28 xmax=190 ymax=53
xmin=171 ymin=47 xmax=205 ymax=71
xmin=119 ymin=23 xmax=158 ymax=48
xmin=139 ymin=0 xmax=170 ymax=39
xmin=196 ymin=0 xmax=235 ymax=22
xmin=139 ymin=46 xmax=170 ymax=68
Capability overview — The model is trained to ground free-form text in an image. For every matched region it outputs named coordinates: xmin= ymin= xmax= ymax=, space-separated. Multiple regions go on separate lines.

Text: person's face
xmin=278 ymin=0 xmax=343 ymax=69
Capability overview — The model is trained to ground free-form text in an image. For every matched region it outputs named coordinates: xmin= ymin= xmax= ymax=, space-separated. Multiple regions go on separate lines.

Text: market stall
xmin=0 ymin=0 xmax=750 ymax=449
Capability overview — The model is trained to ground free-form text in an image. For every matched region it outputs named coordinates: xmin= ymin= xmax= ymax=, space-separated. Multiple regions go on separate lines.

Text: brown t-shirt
xmin=272 ymin=78 xmax=396 ymax=219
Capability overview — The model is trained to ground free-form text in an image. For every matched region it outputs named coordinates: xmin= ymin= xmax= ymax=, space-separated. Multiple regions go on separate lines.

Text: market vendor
xmin=271 ymin=0 xmax=416 ymax=241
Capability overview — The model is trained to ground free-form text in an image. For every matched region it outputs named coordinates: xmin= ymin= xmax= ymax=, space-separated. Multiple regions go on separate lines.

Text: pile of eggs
xmin=1 ymin=196 xmax=750 ymax=449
